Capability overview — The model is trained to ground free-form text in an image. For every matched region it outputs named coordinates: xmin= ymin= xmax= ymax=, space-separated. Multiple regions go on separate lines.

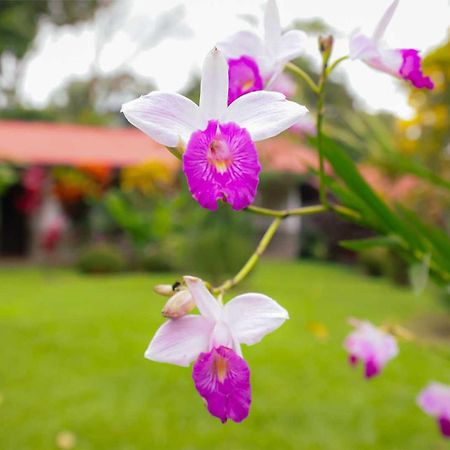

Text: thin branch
xmin=213 ymin=217 xmax=283 ymax=294
xmin=286 ymin=62 xmax=319 ymax=94
xmin=245 ymin=204 xmax=327 ymax=218
xmin=326 ymin=55 xmax=349 ymax=77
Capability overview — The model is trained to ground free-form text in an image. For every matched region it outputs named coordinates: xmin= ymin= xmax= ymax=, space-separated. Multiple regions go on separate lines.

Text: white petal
xmin=217 ymin=30 xmax=265 ymax=61
xmin=224 ymin=90 xmax=308 ymax=142
xmin=210 ymin=321 xmax=234 ymax=348
xmin=121 ymin=92 xmax=201 ymax=147
xmin=223 ymin=293 xmax=289 ymax=345
xmin=199 ymin=48 xmax=228 ymax=121
xmin=145 ymin=315 xmax=213 ymax=367
xmin=264 ymin=0 xmax=282 ymax=54
xmin=349 ymin=34 xmax=379 ymax=60
xmin=183 ymin=276 xmax=222 ymax=322
xmin=372 ymin=0 xmax=399 ymax=42
xmin=369 ymin=48 xmax=402 ymax=76
xmin=278 ymin=30 xmax=307 ymax=64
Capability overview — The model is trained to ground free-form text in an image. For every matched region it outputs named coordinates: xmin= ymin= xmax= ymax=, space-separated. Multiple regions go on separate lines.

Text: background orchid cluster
xmin=121 ymin=0 xmax=448 ymax=436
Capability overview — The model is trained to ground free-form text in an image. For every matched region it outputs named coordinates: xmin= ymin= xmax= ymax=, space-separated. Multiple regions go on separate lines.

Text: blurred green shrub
xmin=358 ymin=247 xmax=408 ymax=285
xmin=176 ymin=201 xmax=255 ymax=283
xmin=100 ymin=179 xmax=256 ymax=281
xmin=77 ymin=243 xmax=127 ymax=274
xmin=0 ymin=165 xmax=18 ymax=195
xmin=139 ymin=242 xmax=176 ymax=272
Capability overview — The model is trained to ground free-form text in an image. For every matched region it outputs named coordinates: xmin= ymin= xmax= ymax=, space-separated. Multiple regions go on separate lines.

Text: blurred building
xmin=0 ymin=120 xmax=176 ymax=261
xmin=0 ymin=120 xmax=416 ymax=263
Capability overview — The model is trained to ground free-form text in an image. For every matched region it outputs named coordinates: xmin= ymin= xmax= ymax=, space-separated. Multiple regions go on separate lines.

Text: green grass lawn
xmin=0 ymin=261 xmax=449 ymax=450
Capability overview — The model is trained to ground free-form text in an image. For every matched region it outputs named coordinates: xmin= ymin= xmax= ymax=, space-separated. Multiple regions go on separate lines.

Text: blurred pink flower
xmin=349 ymin=0 xmax=433 ymax=89
xmin=145 ymin=276 xmax=289 ymax=423
xmin=16 ymin=167 xmax=46 ymax=214
xmin=344 ymin=319 xmax=398 ymax=379
xmin=417 ymin=382 xmax=450 ymax=438
xmin=122 ymin=48 xmax=306 ymax=211
xmin=38 ymin=196 xmax=67 ymax=253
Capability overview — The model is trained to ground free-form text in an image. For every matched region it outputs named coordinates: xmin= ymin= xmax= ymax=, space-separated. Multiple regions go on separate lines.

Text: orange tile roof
xmin=257 ymin=136 xmax=331 ymax=175
xmin=1 ymin=121 xmax=408 ymax=200
xmin=0 ymin=120 xmax=178 ymax=168
xmin=0 ymin=120 xmax=322 ymax=175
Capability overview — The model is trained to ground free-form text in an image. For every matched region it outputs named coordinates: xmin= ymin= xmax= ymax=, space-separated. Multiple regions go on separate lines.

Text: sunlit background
xmin=16 ymin=0 xmax=450 ymax=117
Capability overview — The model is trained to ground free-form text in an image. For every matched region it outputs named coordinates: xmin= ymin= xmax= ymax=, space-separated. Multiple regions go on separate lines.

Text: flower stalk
xmin=286 ymin=62 xmax=319 ymax=93
xmin=245 ymin=204 xmax=327 ymax=218
xmin=326 ymin=55 xmax=349 ymax=77
xmin=316 ymin=35 xmax=334 ymax=208
xmin=213 ymin=217 xmax=283 ymax=294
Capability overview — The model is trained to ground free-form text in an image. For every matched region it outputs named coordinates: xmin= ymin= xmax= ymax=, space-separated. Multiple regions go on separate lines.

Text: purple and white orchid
xmin=122 ymin=48 xmax=307 ymax=211
xmin=145 ymin=276 xmax=289 ymax=423
xmin=349 ymin=0 xmax=433 ymax=89
xmin=344 ymin=319 xmax=398 ymax=379
xmin=218 ymin=0 xmax=306 ymax=97
xmin=417 ymin=382 xmax=450 ymax=438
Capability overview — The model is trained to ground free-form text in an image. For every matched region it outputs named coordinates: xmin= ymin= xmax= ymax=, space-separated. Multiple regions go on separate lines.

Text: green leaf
xmin=316 ymin=135 xmax=426 ymax=251
xmin=397 ymin=206 xmax=450 ymax=273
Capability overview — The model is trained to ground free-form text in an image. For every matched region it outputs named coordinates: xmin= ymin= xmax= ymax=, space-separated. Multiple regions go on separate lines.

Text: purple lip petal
xmin=438 ymin=416 xmax=450 ymax=438
xmin=399 ymin=49 xmax=434 ymax=90
xmin=364 ymin=358 xmax=380 ymax=379
xmin=227 ymin=56 xmax=264 ymax=104
xmin=183 ymin=120 xmax=261 ymax=211
xmin=192 ymin=346 xmax=251 ymax=423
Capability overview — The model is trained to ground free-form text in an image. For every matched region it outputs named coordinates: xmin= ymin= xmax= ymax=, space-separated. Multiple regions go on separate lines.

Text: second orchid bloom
xmin=218 ymin=0 xmax=306 ymax=100
xmin=145 ymin=276 xmax=289 ymax=423
xmin=349 ymin=0 xmax=434 ymax=89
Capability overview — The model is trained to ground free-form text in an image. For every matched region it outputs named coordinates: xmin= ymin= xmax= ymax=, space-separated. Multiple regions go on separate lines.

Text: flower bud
xmin=319 ymin=35 xmax=334 ymax=62
xmin=153 ymin=284 xmax=174 ymax=297
xmin=162 ymin=290 xmax=195 ymax=319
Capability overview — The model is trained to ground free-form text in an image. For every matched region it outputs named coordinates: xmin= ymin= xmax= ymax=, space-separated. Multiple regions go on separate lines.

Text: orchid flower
xmin=344 ymin=319 xmax=398 ymax=379
xmin=145 ymin=276 xmax=289 ymax=423
xmin=122 ymin=48 xmax=306 ymax=211
xmin=349 ymin=0 xmax=433 ymax=89
xmin=218 ymin=0 xmax=306 ymax=97
xmin=417 ymin=382 xmax=450 ymax=438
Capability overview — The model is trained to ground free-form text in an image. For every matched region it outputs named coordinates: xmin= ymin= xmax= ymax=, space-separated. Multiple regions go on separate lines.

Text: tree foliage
xmin=0 ymin=0 xmax=99 ymax=58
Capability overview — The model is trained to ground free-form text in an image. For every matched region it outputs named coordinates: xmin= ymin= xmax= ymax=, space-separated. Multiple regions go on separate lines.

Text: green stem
xmin=213 ymin=217 xmax=283 ymax=294
xmin=286 ymin=62 xmax=319 ymax=94
xmin=331 ymin=204 xmax=361 ymax=221
xmin=326 ymin=55 xmax=349 ymax=77
xmin=316 ymin=72 xmax=327 ymax=207
xmin=245 ymin=204 xmax=327 ymax=218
